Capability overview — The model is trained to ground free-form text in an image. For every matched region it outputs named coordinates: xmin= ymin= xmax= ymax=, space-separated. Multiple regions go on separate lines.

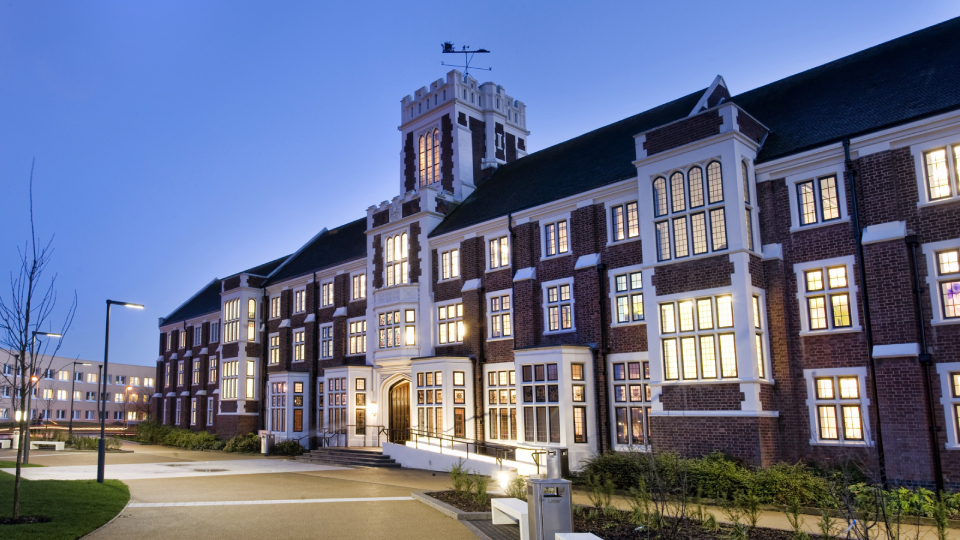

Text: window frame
xmin=486 ymin=290 xmax=514 ymax=340
xmin=439 ymin=248 xmax=460 ymax=281
xmin=911 ymin=138 xmax=960 ymax=206
xmin=319 ymin=324 xmax=334 ymax=359
xmin=785 ymin=164 xmax=849 ymax=232
xmin=794 ymin=256 xmax=862 ymax=335
xmin=436 ymin=299 xmax=465 ymax=345
xmin=922 ymin=239 xmax=960 ymax=326
xmin=608 ymin=265 xmax=645 ymax=328
xmin=347 ymin=318 xmax=367 ymax=356
xmin=351 ymin=272 xmax=367 ymax=301
xmin=292 ymin=328 xmax=306 ymax=362
xmin=804 ymin=367 xmax=871 ymax=447
xmin=384 ymin=232 xmax=410 ymax=287
xmin=540 ymin=215 xmax=571 ymax=260
xmin=650 ymin=160 xmax=729 ymax=263
xmin=608 ymin=353 xmax=652 ymax=449
xmin=418 ymin=126 xmax=441 ymax=188
xmin=320 ymin=281 xmax=335 ymax=308
xmin=607 ymin=199 xmax=641 ymax=245
xmin=487 ymin=234 xmax=511 ymax=271
xmin=541 ymin=278 xmax=575 ymax=335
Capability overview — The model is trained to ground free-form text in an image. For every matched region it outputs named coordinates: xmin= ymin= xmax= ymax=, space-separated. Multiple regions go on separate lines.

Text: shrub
xmin=134 ymin=420 xmax=222 ymax=451
xmin=448 ymin=458 xmax=471 ymax=494
xmin=506 ymin=476 xmax=527 ymax=501
xmin=272 ymin=439 xmax=305 ymax=456
xmin=224 ymin=433 xmax=260 ymax=453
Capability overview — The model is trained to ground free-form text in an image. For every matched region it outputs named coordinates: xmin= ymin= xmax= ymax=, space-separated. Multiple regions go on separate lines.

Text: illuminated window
xmin=208 ymin=357 xmax=218 ymax=384
xmin=437 ymin=301 xmax=464 ymax=344
xmin=936 ymin=249 xmax=960 ymax=319
xmin=653 ymin=177 xmax=668 ymax=217
xmin=441 ymin=249 xmax=460 ymax=280
xmin=709 ymin=208 xmax=727 ymax=250
xmin=379 ymin=310 xmax=414 ymax=347
xmin=809 ymin=372 xmax=867 ymax=444
xmin=688 ymin=166 xmax=704 ymax=208
xmin=544 ymin=280 xmax=574 ymax=332
xmin=384 ymin=233 xmax=409 ymax=287
xmin=348 ymin=319 xmax=366 ymax=355
xmin=707 ymin=161 xmax=723 ymax=203
xmin=294 ymin=289 xmax=306 ymax=314
xmin=796 ymin=175 xmax=841 ymax=226
xmin=293 ymin=330 xmax=305 ymax=362
xmin=489 ymin=236 xmax=510 ymax=268
xmin=655 ymin=221 xmax=670 ymax=261
xmin=418 ymin=128 xmax=440 ymax=187
xmin=544 ymin=220 xmax=569 ymax=257
xmin=488 ymin=293 xmax=512 ymax=338
xmin=670 ymin=171 xmax=686 ymax=213
xmin=222 ymin=361 xmax=238 ymax=399
xmin=246 ymin=361 xmax=255 ymax=399
xmin=270 ymin=296 xmax=280 ymax=318
xmin=611 ymin=360 xmax=651 ymax=447
xmin=742 ymin=160 xmax=750 ymax=204
xmin=177 ymin=361 xmax=184 ymax=386
xmin=924 ymin=148 xmax=954 ymax=200
xmin=611 ymin=202 xmax=639 ymax=242
xmin=799 ymin=260 xmax=856 ymax=332
xmin=673 ymin=216 xmax=689 ymax=258
xmin=320 ymin=325 xmax=333 ymax=359
xmin=179 ymin=330 xmax=186 ymax=349
xmin=660 ymin=295 xmax=739 ymax=381
xmin=270 ymin=382 xmax=286 ymax=432
xmin=612 ymin=271 xmax=643 ymax=324
xmin=224 ymin=299 xmax=240 ymax=343
xmin=487 ymin=366 xmax=517 ymax=441
xmin=193 ymin=359 xmax=200 ymax=384
xmin=321 ymin=282 xmax=334 ymax=307
xmin=352 ymin=274 xmax=366 ymax=300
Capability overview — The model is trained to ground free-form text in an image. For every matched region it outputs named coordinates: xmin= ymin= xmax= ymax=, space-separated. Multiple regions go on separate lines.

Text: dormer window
xmin=419 ymin=129 xmax=440 ymax=187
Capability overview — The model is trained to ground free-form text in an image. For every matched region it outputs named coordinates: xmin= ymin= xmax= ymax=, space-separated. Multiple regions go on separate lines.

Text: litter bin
xmin=527 ymin=477 xmax=573 ymax=540
xmin=545 ymin=448 xmax=569 ymax=479
xmin=259 ymin=431 xmax=275 ymax=454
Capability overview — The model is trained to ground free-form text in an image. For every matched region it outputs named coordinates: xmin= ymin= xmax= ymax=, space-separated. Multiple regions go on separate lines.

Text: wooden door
xmin=389 ymin=381 xmax=410 ymax=443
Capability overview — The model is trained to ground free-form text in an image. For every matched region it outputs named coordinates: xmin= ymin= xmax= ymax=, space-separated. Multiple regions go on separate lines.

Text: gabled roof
xmin=733 ymin=16 xmax=960 ymax=163
xmin=429 ymin=89 xmax=705 ymax=238
xmin=234 ymin=255 xmax=290 ymax=278
xmin=264 ymin=217 xmax=368 ymax=285
xmin=430 ymin=17 xmax=960 ymax=238
xmin=159 ymin=279 xmax=222 ymax=328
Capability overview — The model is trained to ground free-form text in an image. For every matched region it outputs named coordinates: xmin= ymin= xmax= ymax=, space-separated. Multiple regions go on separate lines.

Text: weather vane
xmin=441 ymin=42 xmax=491 ymax=78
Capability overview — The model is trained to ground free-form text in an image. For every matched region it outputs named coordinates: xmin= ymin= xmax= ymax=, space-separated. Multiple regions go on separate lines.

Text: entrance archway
xmin=388 ymin=380 xmax=410 ymax=444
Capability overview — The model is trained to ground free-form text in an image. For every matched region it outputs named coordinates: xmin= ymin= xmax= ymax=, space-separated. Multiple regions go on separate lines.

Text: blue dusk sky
xmin=1 ymin=1 xmax=957 ymax=367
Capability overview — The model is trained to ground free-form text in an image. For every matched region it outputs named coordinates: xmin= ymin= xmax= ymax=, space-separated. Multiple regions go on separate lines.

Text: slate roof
xmin=430 ymin=17 xmax=960 ymax=238
xmin=429 ymin=89 xmax=705 ymax=237
xmin=264 ymin=217 xmax=368 ymax=285
xmin=159 ymin=254 xmax=290 ymax=327
xmin=734 ymin=16 xmax=960 ymax=163
xmin=159 ymin=279 xmax=223 ymax=327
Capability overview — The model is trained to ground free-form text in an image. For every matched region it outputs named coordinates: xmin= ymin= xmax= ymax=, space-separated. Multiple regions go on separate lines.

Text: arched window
xmin=418 ymin=129 xmax=440 ymax=187
xmin=707 ymin=161 xmax=724 ymax=203
xmin=742 ymin=160 xmax=750 ymax=204
xmin=688 ymin=166 xmax=704 ymax=208
xmin=653 ymin=177 xmax=668 ymax=217
xmin=670 ymin=171 xmax=686 ymax=213
xmin=385 ymin=232 xmax=409 ymax=287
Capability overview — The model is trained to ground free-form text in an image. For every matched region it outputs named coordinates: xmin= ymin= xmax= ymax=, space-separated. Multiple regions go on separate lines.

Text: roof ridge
xmin=160 ymin=277 xmax=220 ymax=326
xmin=266 ymin=227 xmax=329 ymax=279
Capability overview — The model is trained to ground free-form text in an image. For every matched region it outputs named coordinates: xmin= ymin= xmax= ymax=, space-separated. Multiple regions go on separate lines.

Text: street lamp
xmin=68 ymin=361 xmax=93 ymax=438
xmin=24 ymin=331 xmax=62 ymax=464
xmin=97 ymin=300 xmax=143 ymax=484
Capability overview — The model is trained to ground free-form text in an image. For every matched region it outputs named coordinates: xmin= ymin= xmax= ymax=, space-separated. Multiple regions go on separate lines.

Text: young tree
xmin=0 ymin=161 xmax=77 ymax=520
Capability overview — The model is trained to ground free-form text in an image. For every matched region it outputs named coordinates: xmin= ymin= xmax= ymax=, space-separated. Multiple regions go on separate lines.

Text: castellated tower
xmin=398 ymin=70 xmax=529 ymax=201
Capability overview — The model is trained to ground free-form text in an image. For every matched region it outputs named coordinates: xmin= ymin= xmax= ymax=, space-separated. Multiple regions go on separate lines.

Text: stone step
xmin=296 ymin=454 xmax=401 ymax=468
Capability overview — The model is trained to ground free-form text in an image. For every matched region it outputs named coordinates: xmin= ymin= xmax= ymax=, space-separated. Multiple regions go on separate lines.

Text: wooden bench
xmin=0 ymin=439 xmax=11 ymax=449
xmin=492 ymin=498 xmax=529 ymax=540
xmin=29 ymin=441 xmax=65 ymax=451
xmin=555 ymin=534 xmax=602 ymax=540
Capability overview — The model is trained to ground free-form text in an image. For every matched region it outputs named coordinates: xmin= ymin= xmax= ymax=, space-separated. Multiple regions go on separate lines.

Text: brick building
xmin=156 ymin=19 xmax=960 ymax=487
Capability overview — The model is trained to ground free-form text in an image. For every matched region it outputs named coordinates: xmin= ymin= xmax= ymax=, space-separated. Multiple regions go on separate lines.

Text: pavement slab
xmin=0 ymin=458 xmax=346 ymax=480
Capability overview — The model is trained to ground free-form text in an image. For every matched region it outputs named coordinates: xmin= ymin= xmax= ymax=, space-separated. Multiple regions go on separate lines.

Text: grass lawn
xmin=0 ymin=462 xmax=44 ymax=468
xmin=0 ymin=471 xmax=129 ymax=539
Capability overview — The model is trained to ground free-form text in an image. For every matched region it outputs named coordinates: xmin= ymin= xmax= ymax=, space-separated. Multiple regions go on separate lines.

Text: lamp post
xmin=68 ymin=361 xmax=93 ymax=438
xmin=97 ymin=300 xmax=143 ymax=484
xmin=24 ymin=331 xmax=62 ymax=464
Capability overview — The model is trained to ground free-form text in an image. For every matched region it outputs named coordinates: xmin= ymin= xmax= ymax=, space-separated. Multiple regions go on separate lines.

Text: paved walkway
xmin=1 ymin=442 xmax=476 ymax=540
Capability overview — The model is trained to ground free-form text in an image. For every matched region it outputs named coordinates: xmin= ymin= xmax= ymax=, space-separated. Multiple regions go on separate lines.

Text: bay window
xmin=385 ymin=233 xmax=409 ymax=286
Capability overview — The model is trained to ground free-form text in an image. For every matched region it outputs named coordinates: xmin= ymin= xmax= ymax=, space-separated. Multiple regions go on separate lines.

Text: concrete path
xmin=1 ymin=441 xmax=476 ymax=540
xmin=1 ymin=457 xmax=345 ymax=480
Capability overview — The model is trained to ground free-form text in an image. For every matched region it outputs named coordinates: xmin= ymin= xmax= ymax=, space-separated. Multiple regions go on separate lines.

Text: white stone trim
xmin=761 ymin=243 xmax=782 ymax=260
xmin=872 ymin=343 xmax=920 ymax=358
xmin=461 ymin=278 xmax=481 ymax=292
xmin=513 ymin=267 xmax=536 ymax=282
xmin=574 ymin=253 xmax=601 ymax=270
xmin=861 ymin=221 xmax=906 ymax=245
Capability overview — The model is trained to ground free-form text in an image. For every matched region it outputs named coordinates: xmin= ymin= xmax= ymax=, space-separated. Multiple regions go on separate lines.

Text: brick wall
xmin=643 ymin=110 xmax=722 ymax=156
xmin=659 ymin=384 xmax=744 ymax=411
xmin=651 ymin=255 xmax=733 ymax=296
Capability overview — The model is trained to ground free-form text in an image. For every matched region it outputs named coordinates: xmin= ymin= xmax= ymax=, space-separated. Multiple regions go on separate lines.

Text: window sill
xmin=789 ymin=218 xmax=850 ymax=234
xmin=539 ymin=252 xmax=573 ymax=263
xmin=605 ymin=236 xmax=642 ymax=249
xmin=437 ymin=341 xmax=465 ymax=347
xmin=543 ymin=328 xmax=576 ymax=336
xmin=799 ymin=326 xmax=862 ymax=337
xmin=931 ymin=318 xmax=960 ymax=326
xmin=349 ymin=297 xmax=366 ymax=302
xmin=808 ymin=439 xmax=873 ymax=447
xmin=437 ymin=277 xmax=461 ymax=284
xmin=917 ymin=197 xmax=960 ymax=209
xmin=486 ymin=266 xmax=512 ymax=275
xmin=610 ymin=321 xmax=646 ymax=329
xmin=486 ymin=336 xmax=514 ymax=343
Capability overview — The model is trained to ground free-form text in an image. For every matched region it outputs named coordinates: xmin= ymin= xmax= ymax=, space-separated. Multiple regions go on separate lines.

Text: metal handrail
xmin=376 ymin=425 xmax=548 ymax=474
